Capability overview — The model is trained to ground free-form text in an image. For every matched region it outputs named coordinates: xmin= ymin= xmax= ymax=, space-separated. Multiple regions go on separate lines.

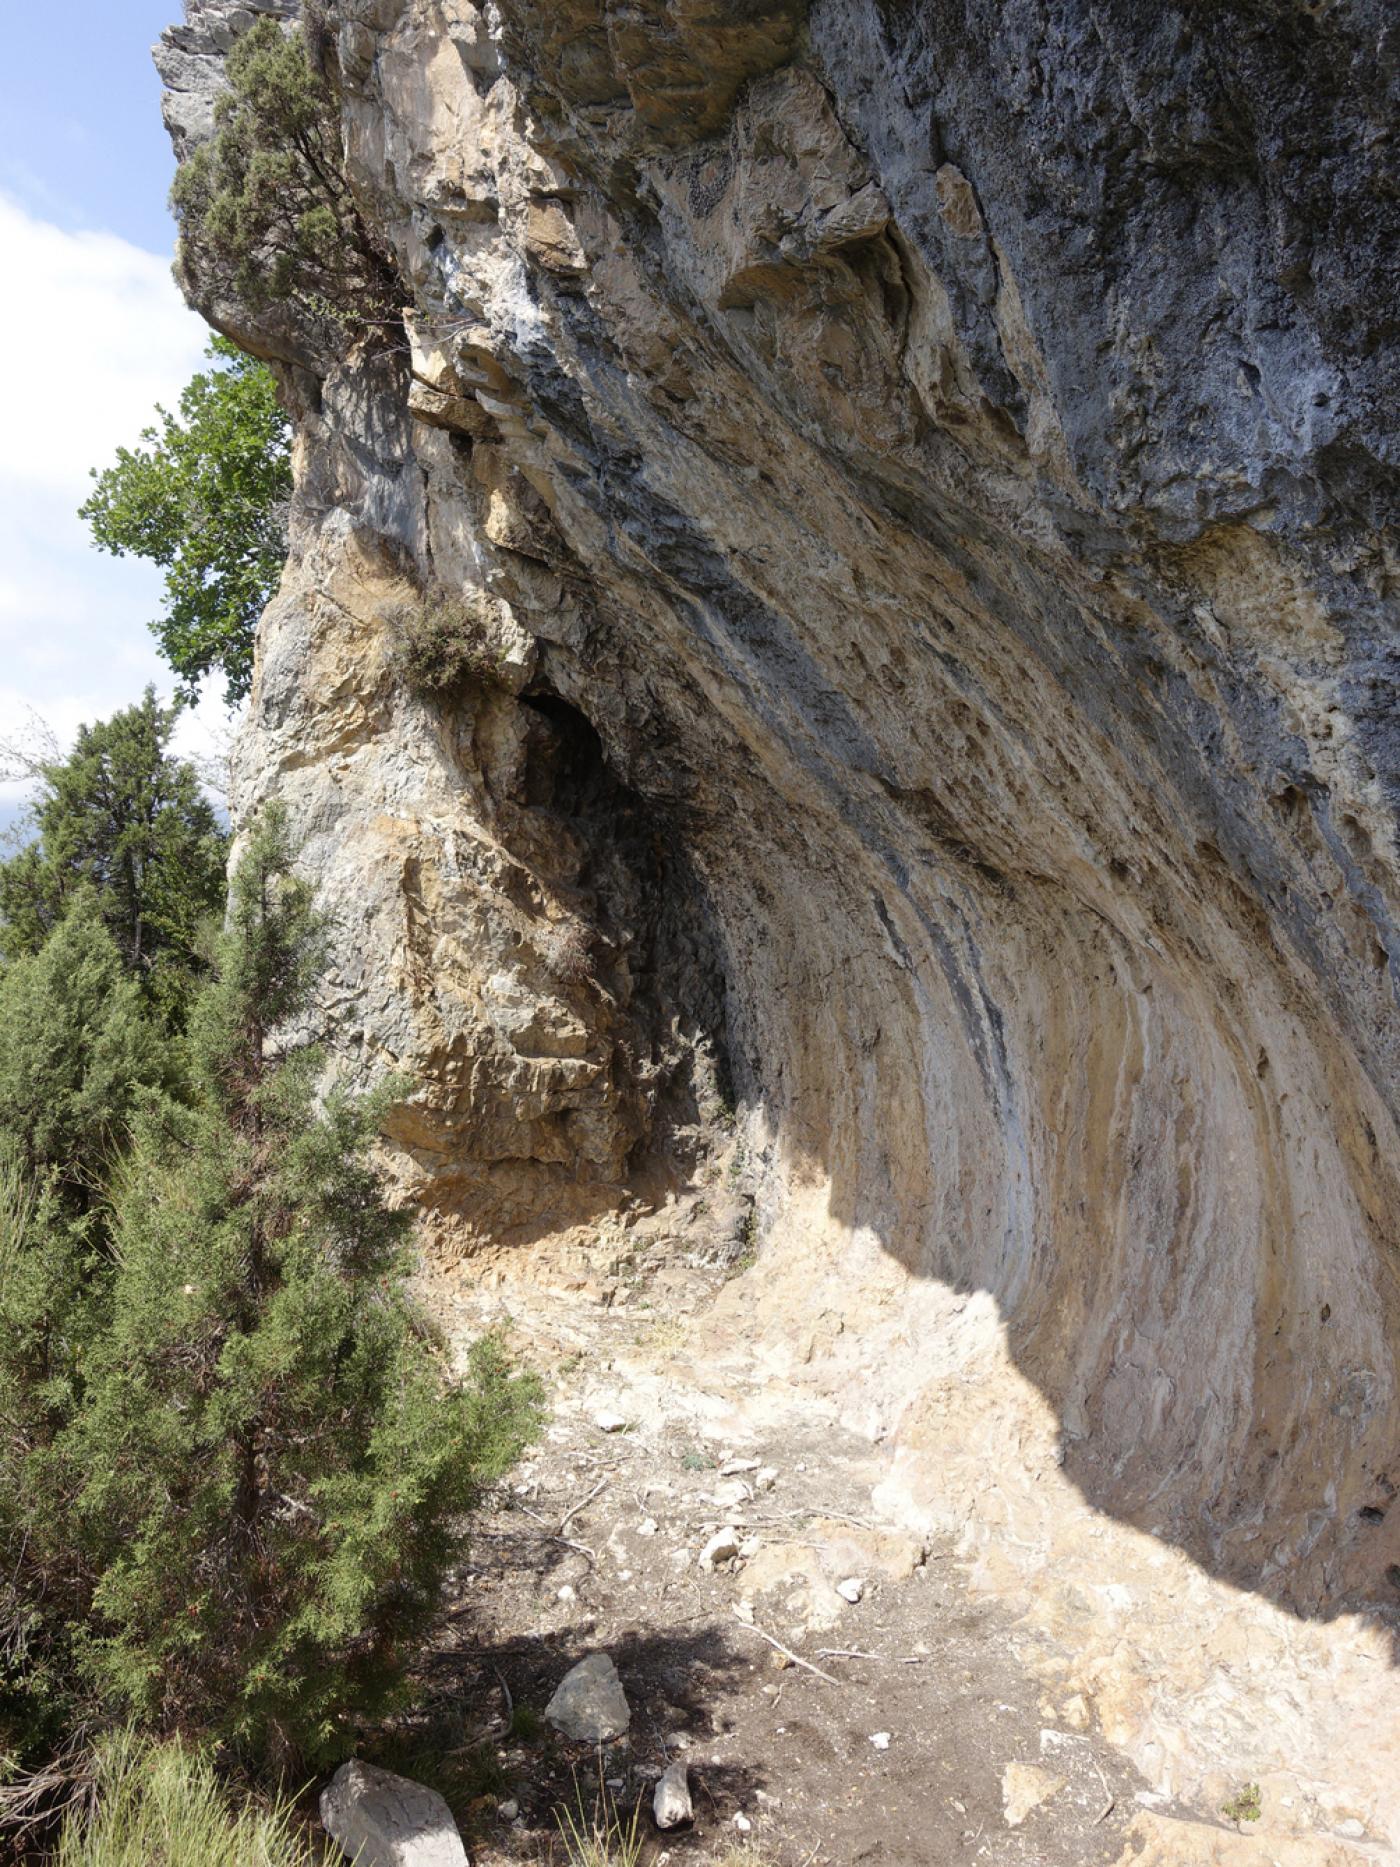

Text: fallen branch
xmin=468 ymin=1526 xmax=597 ymax=1566
xmin=732 ymin=1614 xmax=840 ymax=1684
xmin=559 ymin=1478 xmax=608 ymax=1537
xmin=1091 ymin=1757 xmax=1115 ymax=1824
xmin=815 ymin=1647 xmax=926 ymax=1664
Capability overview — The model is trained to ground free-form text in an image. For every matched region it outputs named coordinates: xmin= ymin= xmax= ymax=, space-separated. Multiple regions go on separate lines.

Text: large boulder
xmin=320 ymin=1761 xmax=468 ymax=1867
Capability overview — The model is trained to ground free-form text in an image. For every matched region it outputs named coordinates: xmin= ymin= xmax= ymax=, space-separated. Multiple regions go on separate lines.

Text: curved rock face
xmin=160 ymin=0 xmax=1400 ymax=1838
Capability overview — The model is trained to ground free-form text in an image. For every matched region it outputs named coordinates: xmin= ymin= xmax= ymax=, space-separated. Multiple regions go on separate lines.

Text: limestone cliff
xmin=159 ymin=0 xmax=1400 ymax=1847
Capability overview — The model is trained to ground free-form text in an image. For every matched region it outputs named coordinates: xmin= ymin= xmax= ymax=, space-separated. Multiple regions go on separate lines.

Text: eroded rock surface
xmin=159 ymin=0 xmax=1400 ymax=1850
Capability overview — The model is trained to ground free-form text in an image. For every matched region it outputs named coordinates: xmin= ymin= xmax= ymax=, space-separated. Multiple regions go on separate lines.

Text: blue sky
xmin=1 ymin=3 xmax=182 ymax=251
xmin=0 ymin=2 xmax=235 ymax=814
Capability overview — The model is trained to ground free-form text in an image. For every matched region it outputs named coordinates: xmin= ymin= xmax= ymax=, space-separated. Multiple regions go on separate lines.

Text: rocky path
xmin=403 ymin=1230 xmax=1176 ymax=1867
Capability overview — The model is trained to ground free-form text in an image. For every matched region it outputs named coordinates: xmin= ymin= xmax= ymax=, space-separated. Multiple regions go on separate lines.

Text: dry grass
xmin=51 ymin=1729 xmax=328 ymax=1866
xmin=552 ymin=1769 xmax=645 ymax=1867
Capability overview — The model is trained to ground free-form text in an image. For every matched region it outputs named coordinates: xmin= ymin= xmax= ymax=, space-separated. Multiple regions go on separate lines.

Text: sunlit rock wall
xmin=160 ymin=0 xmax=1400 ymax=1843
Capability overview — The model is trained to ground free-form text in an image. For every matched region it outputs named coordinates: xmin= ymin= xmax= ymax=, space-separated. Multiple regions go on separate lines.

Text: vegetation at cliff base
xmin=81 ymin=342 xmax=291 ymax=707
xmin=171 ymin=18 xmax=401 ymax=336
xmin=0 ymin=766 xmax=540 ymax=1813
xmin=52 ymin=1729 xmax=327 ymax=1867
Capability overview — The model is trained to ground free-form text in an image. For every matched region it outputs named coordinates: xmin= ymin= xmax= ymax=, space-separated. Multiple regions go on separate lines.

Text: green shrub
xmin=171 ymin=19 xmax=400 ymax=336
xmin=52 ymin=1728 xmax=327 ymax=1867
xmin=66 ymin=808 xmax=541 ymax=1767
xmin=390 ymin=597 xmax=505 ymax=699
xmin=1221 ymin=1782 xmax=1263 ymax=1826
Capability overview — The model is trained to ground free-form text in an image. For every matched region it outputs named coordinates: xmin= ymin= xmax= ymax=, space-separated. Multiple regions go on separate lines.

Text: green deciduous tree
xmin=80 ymin=342 xmax=291 ymax=706
xmin=170 ymin=19 xmax=401 ymax=338
xmin=69 ymin=809 xmax=540 ymax=1767
xmin=0 ymin=689 xmax=228 ymax=1024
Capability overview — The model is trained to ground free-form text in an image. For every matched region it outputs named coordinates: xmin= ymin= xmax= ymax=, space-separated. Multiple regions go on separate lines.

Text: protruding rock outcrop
xmin=159 ymin=0 xmax=1400 ymax=1844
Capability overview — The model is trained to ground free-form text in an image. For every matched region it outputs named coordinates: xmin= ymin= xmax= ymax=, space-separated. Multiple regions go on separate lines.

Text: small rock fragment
xmin=699 ymin=1526 xmax=741 ymax=1572
xmin=712 ymin=1479 xmax=751 ymax=1509
xmin=653 ymin=1761 xmax=693 ymax=1830
xmin=557 ymin=1584 xmax=576 ymax=1603
xmin=545 ymin=1652 xmax=631 ymax=1743
xmin=594 ymin=1411 xmax=628 ymax=1433
xmin=498 ymin=1799 xmax=518 ymax=1821
xmin=720 ymin=1458 xmax=760 ymax=1476
xmin=870 ymin=1731 xmax=891 ymax=1750
xmin=738 ymin=1534 xmax=761 ymax=1559
xmin=755 ymin=1466 xmax=779 ymax=1491
xmin=637 ymin=1517 xmax=659 ymax=1537
xmin=1061 ymin=1693 xmax=1091 ymax=1731
xmin=733 ymin=1813 xmax=752 ymax=1832
xmin=320 ymin=1761 xmax=467 ymax=1867
xmin=836 ymin=1576 xmax=865 ymax=1604
xmin=1002 ymin=1762 xmax=1064 ymax=1827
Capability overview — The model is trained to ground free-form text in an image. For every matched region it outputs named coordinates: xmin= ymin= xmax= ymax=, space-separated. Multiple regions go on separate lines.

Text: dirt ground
xmin=385 ymin=1203 xmax=1233 ymax=1867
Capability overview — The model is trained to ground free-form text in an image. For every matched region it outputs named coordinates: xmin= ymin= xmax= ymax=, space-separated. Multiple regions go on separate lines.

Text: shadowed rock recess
xmin=160 ymin=0 xmax=1400 ymax=1845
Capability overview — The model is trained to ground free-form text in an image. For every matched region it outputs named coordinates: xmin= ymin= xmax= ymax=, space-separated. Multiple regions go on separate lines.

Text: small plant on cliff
xmin=81 ymin=342 xmax=291 ymax=708
xmin=390 ymin=596 xmax=506 ymax=699
xmin=65 ymin=807 xmax=542 ymax=1767
xmin=171 ymin=17 xmax=400 ymax=334
xmin=1220 ymin=1782 xmax=1262 ymax=1827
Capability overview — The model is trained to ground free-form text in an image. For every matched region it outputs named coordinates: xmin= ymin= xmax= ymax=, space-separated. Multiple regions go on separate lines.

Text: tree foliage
xmin=64 ymin=810 xmax=541 ymax=1766
xmin=80 ymin=342 xmax=291 ymax=706
xmin=171 ymin=19 xmax=401 ymax=338
xmin=0 ymin=896 xmax=163 ymax=1195
xmin=0 ymin=689 xmax=228 ymax=1022
xmin=0 ymin=907 xmax=163 ymax=1755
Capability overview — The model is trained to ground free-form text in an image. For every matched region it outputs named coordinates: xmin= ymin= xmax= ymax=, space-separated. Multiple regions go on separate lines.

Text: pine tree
xmin=0 ymin=689 xmax=227 ymax=1025
xmin=0 ymin=904 xmax=164 ymax=1754
xmin=0 ymin=892 xmax=164 ymax=1195
xmin=69 ymin=808 xmax=540 ymax=1767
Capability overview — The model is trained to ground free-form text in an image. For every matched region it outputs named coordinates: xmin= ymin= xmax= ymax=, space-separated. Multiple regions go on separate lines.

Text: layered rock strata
xmin=159 ymin=0 xmax=1400 ymax=1845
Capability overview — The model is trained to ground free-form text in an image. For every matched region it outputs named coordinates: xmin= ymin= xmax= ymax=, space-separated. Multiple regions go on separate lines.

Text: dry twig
xmin=732 ymin=1614 xmax=840 ymax=1684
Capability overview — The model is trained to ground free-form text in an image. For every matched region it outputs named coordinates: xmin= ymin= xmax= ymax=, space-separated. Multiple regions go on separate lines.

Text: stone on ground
xmin=1002 ymin=1761 xmax=1065 ymax=1827
xmin=653 ymin=1760 xmax=693 ymax=1829
xmin=699 ymin=1525 xmax=741 ymax=1571
xmin=545 ymin=1651 xmax=631 ymax=1741
xmin=320 ymin=1761 xmax=468 ymax=1866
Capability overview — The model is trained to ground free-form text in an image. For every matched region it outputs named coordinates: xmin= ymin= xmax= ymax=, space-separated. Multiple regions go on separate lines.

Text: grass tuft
xmin=52 ymin=1728 xmax=326 ymax=1866
xmin=554 ymin=1770 xmax=644 ymax=1867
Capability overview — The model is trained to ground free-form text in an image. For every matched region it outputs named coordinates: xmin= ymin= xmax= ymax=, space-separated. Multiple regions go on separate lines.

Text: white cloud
xmin=0 ymin=193 xmax=238 ymax=807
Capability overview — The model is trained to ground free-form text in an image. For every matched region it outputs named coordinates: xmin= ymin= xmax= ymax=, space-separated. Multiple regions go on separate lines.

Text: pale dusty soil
xmin=389 ymin=1210 xmax=1253 ymax=1867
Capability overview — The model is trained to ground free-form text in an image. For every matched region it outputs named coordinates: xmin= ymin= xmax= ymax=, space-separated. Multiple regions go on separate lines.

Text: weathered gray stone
xmin=653 ymin=1760 xmax=693 ymax=1830
xmin=545 ymin=1652 xmax=631 ymax=1743
xmin=320 ymin=1761 xmax=467 ymax=1867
